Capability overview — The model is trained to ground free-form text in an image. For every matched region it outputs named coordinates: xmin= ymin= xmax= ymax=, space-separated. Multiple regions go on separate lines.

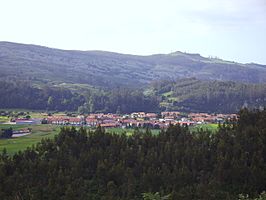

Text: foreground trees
xmin=0 ymin=109 xmax=265 ymax=199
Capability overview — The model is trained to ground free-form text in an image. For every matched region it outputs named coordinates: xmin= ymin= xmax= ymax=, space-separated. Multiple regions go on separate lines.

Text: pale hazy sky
xmin=0 ymin=0 xmax=265 ymax=64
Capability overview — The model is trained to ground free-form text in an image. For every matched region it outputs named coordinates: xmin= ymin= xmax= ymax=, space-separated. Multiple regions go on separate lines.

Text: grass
xmin=190 ymin=123 xmax=219 ymax=133
xmin=0 ymin=124 xmax=29 ymax=130
xmin=143 ymin=88 xmax=155 ymax=96
xmin=0 ymin=109 xmax=67 ymax=118
xmin=0 ymin=124 xmax=60 ymax=155
xmin=162 ymin=91 xmax=173 ymax=97
xmin=159 ymin=102 xmax=171 ymax=107
xmin=0 ymin=108 xmax=45 ymax=113
xmin=29 ymin=112 xmax=48 ymax=118
xmin=0 ymin=116 xmax=9 ymax=123
xmin=168 ymin=97 xmax=178 ymax=102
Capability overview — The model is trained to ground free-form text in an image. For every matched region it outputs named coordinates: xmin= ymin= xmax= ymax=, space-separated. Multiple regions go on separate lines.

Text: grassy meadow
xmin=0 ymin=124 xmax=60 ymax=155
xmin=0 ymin=116 xmax=9 ymax=123
xmin=190 ymin=123 xmax=219 ymax=133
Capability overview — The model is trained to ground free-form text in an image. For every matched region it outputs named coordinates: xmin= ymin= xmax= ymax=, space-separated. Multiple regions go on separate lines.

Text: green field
xmin=190 ymin=123 xmax=219 ymax=133
xmin=0 ymin=124 xmax=60 ymax=155
xmin=0 ymin=116 xmax=9 ymax=123
xmin=162 ymin=91 xmax=173 ymax=97
xmin=0 ymin=109 xmax=64 ymax=119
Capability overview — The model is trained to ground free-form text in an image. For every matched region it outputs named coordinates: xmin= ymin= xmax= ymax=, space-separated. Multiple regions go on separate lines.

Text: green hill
xmin=148 ymin=78 xmax=266 ymax=113
xmin=1 ymin=42 xmax=266 ymax=88
xmin=1 ymin=42 xmax=266 ymax=113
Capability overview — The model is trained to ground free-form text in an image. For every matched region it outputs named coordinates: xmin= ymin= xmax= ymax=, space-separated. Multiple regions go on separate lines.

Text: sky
xmin=0 ymin=0 xmax=265 ymax=64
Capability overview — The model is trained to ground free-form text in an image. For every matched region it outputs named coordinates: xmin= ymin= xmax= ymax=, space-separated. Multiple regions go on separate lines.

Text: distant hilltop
xmin=1 ymin=41 xmax=266 ymax=88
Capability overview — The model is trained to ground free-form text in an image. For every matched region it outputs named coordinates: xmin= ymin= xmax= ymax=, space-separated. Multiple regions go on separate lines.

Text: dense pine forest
xmin=0 ymin=109 xmax=265 ymax=199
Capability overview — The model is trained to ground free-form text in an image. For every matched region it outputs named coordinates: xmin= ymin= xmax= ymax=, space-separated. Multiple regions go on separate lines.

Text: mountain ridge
xmin=2 ymin=41 xmax=264 ymax=65
xmin=1 ymin=41 xmax=266 ymax=88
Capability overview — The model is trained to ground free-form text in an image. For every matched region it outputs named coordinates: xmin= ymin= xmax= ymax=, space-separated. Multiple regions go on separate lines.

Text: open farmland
xmin=0 ymin=124 xmax=60 ymax=154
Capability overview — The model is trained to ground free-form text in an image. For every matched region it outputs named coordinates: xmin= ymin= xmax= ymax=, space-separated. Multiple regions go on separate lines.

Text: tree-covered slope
xmin=0 ymin=80 xmax=159 ymax=113
xmin=1 ymin=41 xmax=266 ymax=88
xmin=148 ymin=78 xmax=266 ymax=113
xmin=1 ymin=42 xmax=266 ymax=113
xmin=1 ymin=78 xmax=266 ymax=113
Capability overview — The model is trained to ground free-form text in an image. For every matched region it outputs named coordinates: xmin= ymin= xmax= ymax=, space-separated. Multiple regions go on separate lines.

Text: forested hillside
xmin=149 ymin=78 xmax=266 ymax=113
xmin=1 ymin=78 xmax=266 ymax=113
xmin=1 ymin=42 xmax=266 ymax=89
xmin=0 ymin=80 xmax=159 ymax=113
xmin=1 ymin=42 xmax=266 ymax=113
xmin=0 ymin=109 xmax=265 ymax=199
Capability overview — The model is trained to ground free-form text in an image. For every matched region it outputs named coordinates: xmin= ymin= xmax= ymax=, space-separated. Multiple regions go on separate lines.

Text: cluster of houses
xmin=43 ymin=111 xmax=238 ymax=129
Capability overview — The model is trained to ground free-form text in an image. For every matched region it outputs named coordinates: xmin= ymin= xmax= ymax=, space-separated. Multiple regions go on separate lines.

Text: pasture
xmin=0 ymin=123 xmax=218 ymax=155
xmin=0 ymin=124 xmax=60 ymax=155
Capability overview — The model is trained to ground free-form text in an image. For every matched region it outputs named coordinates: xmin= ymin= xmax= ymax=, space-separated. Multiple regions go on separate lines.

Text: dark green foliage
xmin=0 ymin=80 xmax=85 ymax=111
xmin=1 ymin=78 xmax=266 ymax=114
xmin=81 ymin=88 xmax=159 ymax=113
xmin=151 ymin=78 xmax=266 ymax=113
xmin=0 ymin=80 xmax=159 ymax=113
xmin=1 ymin=42 xmax=266 ymax=89
xmin=0 ymin=109 xmax=265 ymax=199
xmin=239 ymin=191 xmax=266 ymax=200
xmin=1 ymin=40 xmax=266 ymax=114
xmin=0 ymin=128 xmax=13 ymax=138
xmin=1 ymin=41 xmax=266 ymax=114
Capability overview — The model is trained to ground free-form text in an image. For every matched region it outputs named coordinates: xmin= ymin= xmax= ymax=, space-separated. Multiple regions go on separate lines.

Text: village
xmin=12 ymin=111 xmax=238 ymax=129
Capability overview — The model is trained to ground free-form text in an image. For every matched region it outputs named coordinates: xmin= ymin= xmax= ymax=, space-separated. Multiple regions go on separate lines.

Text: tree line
xmin=151 ymin=78 xmax=266 ymax=113
xmin=1 ymin=78 xmax=266 ymax=114
xmin=0 ymin=80 xmax=159 ymax=113
xmin=0 ymin=108 xmax=265 ymax=199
